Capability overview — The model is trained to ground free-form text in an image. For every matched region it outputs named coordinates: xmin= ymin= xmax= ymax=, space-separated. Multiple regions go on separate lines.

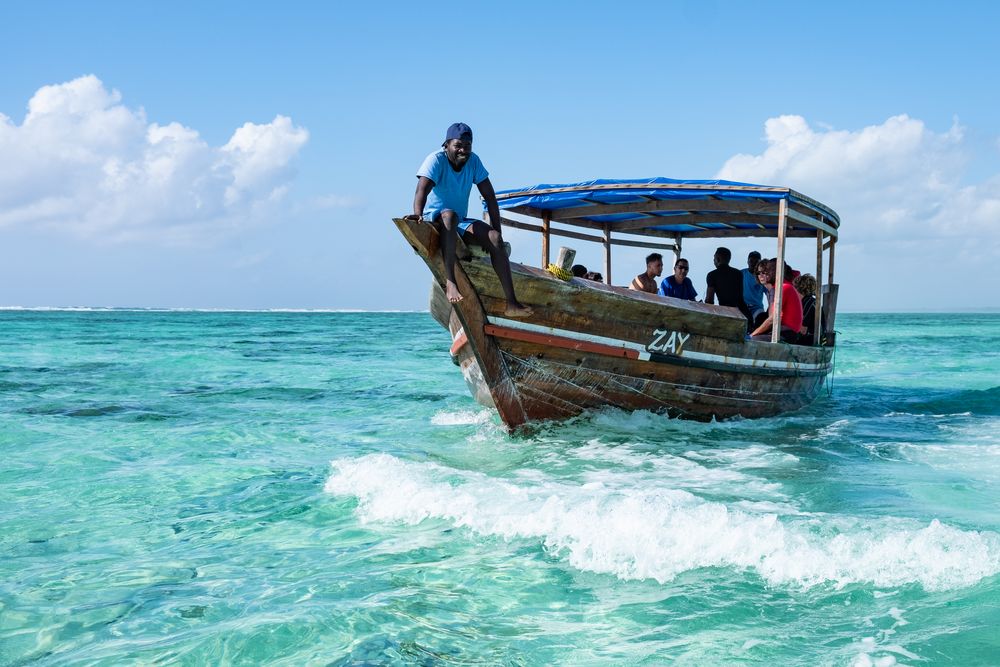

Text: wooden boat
xmin=394 ymin=178 xmax=840 ymax=431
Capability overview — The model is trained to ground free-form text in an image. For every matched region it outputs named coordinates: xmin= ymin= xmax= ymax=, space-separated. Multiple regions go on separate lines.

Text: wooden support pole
xmin=827 ymin=237 xmax=836 ymax=287
xmin=771 ymin=199 xmax=788 ymax=344
xmin=541 ymin=211 xmax=551 ymax=268
xmin=673 ymin=234 xmax=682 ymax=265
xmin=603 ymin=223 xmax=612 ymax=285
xmin=815 ymin=228 xmax=824 ymax=346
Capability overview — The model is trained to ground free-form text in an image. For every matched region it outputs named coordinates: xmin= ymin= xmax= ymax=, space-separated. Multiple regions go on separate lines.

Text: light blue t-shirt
xmin=417 ymin=150 xmax=489 ymax=220
xmin=742 ymin=267 xmax=767 ymax=314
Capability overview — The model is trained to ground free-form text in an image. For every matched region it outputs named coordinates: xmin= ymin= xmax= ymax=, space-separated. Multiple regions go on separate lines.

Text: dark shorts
xmin=430 ymin=211 xmax=479 ymax=235
xmin=751 ymin=327 xmax=799 ymax=343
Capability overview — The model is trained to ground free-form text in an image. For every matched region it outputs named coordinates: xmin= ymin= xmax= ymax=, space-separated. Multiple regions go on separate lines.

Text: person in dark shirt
xmin=705 ymin=247 xmax=752 ymax=325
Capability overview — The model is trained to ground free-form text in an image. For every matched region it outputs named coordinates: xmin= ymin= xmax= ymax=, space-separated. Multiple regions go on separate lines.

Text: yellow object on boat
xmin=546 ymin=264 xmax=573 ymax=281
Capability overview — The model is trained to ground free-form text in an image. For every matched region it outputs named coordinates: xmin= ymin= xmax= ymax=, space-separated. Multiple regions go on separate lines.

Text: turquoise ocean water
xmin=2 ymin=310 xmax=999 ymax=666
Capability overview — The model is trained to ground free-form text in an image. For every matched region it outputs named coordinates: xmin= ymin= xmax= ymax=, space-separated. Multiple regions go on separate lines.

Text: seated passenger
xmin=659 ymin=258 xmax=697 ymax=300
xmin=705 ymin=246 xmax=752 ymax=324
xmin=585 ymin=271 xmax=603 ymax=282
xmin=793 ymin=274 xmax=825 ymax=345
xmin=749 ymin=259 xmax=802 ymax=343
xmin=571 ymin=264 xmax=588 ymax=278
xmin=630 ymin=253 xmax=663 ymax=293
xmin=742 ymin=251 xmax=768 ymax=328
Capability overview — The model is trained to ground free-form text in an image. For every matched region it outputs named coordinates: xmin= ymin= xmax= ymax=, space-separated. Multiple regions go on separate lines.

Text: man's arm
xmin=405 ymin=176 xmax=435 ymax=220
xmin=750 ymin=313 xmax=772 ymax=337
xmin=477 ymin=178 xmax=502 ymax=232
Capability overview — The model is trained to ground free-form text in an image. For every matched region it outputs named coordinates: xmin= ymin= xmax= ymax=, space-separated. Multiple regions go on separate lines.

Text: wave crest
xmin=325 ymin=453 xmax=1000 ymax=591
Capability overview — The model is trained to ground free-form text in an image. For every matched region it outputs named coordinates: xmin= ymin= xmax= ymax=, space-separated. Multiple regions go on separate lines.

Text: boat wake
xmin=324 ymin=452 xmax=1000 ymax=592
xmin=430 ymin=409 xmax=495 ymax=426
xmin=909 ymin=386 xmax=1000 ymax=417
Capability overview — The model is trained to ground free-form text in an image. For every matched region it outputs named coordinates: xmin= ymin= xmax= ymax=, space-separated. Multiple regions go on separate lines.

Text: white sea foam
xmin=684 ymin=444 xmax=800 ymax=468
xmin=570 ymin=441 xmax=786 ymax=499
xmin=430 ymin=409 xmax=494 ymax=426
xmin=325 ymin=453 xmax=1000 ymax=591
xmin=852 ymin=608 xmax=920 ymax=666
xmin=811 ymin=418 xmax=851 ymax=439
xmin=894 ymin=420 xmax=1000 ymax=481
xmin=897 ymin=442 xmax=1000 ymax=483
xmin=884 ymin=411 xmax=973 ymax=418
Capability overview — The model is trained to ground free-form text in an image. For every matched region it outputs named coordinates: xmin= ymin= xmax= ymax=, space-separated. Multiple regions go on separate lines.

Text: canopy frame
xmin=485 ymin=179 xmax=840 ymax=341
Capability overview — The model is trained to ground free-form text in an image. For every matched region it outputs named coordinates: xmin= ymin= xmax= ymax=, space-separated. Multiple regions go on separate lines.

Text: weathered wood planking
xmin=394 ymin=216 xmax=833 ymax=431
xmin=475 ymin=291 xmax=831 ymax=371
xmin=494 ymin=339 xmax=824 ymax=421
xmin=460 ymin=257 xmax=748 ymax=342
xmin=395 ymin=218 xmax=528 ymax=427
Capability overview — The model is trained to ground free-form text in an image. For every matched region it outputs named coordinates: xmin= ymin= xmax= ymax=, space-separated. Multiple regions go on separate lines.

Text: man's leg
xmin=468 ymin=221 xmax=532 ymax=317
xmin=438 ymin=210 xmax=463 ymax=303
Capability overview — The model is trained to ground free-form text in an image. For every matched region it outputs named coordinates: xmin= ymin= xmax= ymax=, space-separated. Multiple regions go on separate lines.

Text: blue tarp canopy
xmin=490 ymin=177 xmax=839 ymax=239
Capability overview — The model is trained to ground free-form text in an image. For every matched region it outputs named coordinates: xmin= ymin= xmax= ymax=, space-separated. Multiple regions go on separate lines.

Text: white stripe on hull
xmin=489 ymin=317 xmax=830 ymax=373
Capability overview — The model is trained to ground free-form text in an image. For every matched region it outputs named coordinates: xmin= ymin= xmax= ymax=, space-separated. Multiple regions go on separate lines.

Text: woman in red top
xmin=749 ymin=259 xmax=802 ymax=342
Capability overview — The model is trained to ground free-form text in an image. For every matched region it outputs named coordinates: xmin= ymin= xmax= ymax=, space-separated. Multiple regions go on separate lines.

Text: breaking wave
xmin=325 ymin=453 xmax=1000 ymax=592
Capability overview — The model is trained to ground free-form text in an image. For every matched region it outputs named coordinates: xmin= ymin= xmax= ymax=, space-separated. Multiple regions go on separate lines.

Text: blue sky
xmin=2 ymin=1 xmax=999 ymax=310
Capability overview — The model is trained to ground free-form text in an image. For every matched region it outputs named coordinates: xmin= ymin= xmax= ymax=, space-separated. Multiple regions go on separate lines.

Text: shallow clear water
xmin=2 ymin=311 xmax=999 ymax=665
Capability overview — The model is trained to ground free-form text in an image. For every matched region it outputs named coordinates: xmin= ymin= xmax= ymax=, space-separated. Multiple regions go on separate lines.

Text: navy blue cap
xmin=444 ymin=122 xmax=473 ymax=143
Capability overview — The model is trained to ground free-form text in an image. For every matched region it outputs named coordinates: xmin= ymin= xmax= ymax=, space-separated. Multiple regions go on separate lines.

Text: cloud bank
xmin=716 ymin=114 xmax=1000 ymax=249
xmin=0 ymin=75 xmax=309 ymax=242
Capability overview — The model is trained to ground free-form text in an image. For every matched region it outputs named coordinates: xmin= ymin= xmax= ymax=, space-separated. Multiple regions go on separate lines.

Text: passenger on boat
xmin=705 ymin=247 xmax=752 ymax=324
xmin=571 ymin=264 xmax=588 ymax=278
xmin=630 ymin=253 xmax=663 ymax=293
xmin=793 ymin=273 xmax=825 ymax=345
xmin=750 ymin=259 xmax=802 ymax=343
xmin=742 ymin=251 xmax=768 ymax=328
xmin=585 ymin=271 xmax=603 ymax=282
xmin=406 ymin=123 xmax=532 ymax=318
xmin=658 ymin=258 xmax=698 ymax=300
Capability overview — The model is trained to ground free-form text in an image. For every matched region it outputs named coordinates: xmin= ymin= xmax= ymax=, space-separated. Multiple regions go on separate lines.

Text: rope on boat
xmin=546 ymin=264 xmax=574 ymax=281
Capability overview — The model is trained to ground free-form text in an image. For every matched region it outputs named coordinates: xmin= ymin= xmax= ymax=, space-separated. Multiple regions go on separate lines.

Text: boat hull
xmin=400 ymin=217 xmax=832 ymax=430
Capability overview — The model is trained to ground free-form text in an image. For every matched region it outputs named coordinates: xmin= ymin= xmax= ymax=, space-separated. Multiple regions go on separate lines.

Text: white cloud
xmin=716 ymin=114 xmax=1000 ymax=249
xmin=0 ymin=75 xmax=309 ymax=243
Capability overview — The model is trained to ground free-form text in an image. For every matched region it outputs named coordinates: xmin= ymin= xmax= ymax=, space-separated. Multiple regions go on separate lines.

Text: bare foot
xmin=446 ymin=280 xmax=463 ymax=304
xmin=504 ymin=302 xmax=533 ymax=318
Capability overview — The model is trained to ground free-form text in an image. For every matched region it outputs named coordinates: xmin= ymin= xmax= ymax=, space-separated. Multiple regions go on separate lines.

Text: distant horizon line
xmin=2 ymin=306 xmax=1000 ymax=315
xmin=0 ymin=306 xmax=423 ymax=313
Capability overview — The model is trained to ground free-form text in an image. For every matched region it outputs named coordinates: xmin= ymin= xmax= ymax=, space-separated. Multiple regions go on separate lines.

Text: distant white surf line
xmin=325 ymin=453 xmax=1000 ymax=592
xmin=0 ymin=306 xmax=428 ymax=313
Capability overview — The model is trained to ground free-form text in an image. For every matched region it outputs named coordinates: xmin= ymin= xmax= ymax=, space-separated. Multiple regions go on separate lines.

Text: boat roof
xmin=493 ymin=177 xmax=839 ymax=240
